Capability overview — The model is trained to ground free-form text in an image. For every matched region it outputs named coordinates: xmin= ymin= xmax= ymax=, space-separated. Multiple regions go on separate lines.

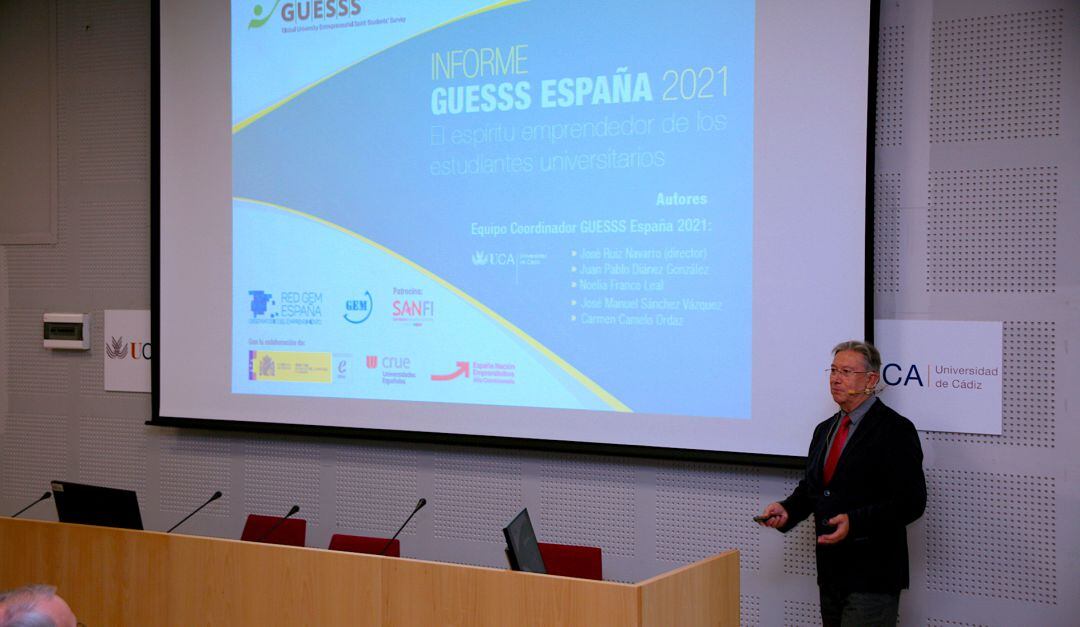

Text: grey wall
xmin=1 ymin=0 xmax=1077 ymax=624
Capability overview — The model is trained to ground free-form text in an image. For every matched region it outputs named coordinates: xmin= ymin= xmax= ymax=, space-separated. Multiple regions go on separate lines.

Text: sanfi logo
xmin=248 ymin=0 xmax=363 ymax=29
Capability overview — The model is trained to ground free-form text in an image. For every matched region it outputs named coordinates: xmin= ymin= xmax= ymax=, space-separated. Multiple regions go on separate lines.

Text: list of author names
xmin=570 ymin=246 xmax=721 ymax=327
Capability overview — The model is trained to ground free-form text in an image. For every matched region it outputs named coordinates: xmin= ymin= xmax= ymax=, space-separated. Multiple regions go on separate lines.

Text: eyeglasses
xmin=825 ymin=367 xmax=870 ymax=378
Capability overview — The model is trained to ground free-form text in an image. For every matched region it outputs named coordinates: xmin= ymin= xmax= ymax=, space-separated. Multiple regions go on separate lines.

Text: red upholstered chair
xmin=328 ymin=533 xmax=400 ymax=557
xmin=240 ymin=513 xmax=307 ymax=547
xmin=538 ymin=542 xmax=603 ymax=580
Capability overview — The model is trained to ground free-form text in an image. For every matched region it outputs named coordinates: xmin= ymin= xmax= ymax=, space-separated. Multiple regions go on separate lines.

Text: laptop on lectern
xmin=503 ymin=508 xmax=547 ymax=574
xmin=51 ymin=480 xmax=144 ymax=530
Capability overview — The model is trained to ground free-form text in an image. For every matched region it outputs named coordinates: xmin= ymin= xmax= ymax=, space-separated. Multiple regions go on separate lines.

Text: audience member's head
xmin=0 ymin=585 xmax=76 ymax=627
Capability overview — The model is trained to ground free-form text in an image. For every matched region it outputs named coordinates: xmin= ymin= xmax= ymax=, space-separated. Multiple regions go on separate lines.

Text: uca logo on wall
xmin=105 ymin=336 xmax=152 ymax=360
xmin=104 ymin=311 xmax=151 ymax=392
xmin=874 ymin=319 xmax=1003 ymax=435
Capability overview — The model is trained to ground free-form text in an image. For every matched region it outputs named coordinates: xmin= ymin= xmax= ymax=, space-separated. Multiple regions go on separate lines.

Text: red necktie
xmin=823 ymin=414 xmax=851 ymax=485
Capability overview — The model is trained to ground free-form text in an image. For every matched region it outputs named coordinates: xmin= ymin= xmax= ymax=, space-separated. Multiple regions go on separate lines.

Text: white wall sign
xmin=874 ymin=319 xmax=1002 ymax=435
xmin=104 ymin=309 xmax=151 ymax=393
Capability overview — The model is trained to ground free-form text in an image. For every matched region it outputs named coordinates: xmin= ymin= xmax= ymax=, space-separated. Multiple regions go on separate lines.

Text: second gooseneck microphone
xmin=255 ymin=505 xmax=301 ymax=543
xmin=379 ymin=498 xmax=427 ymax=556
xmin=11 ymin=491 xmax=51 ymax=518
xmin=167 ymin=491 xmax=223 ymax=533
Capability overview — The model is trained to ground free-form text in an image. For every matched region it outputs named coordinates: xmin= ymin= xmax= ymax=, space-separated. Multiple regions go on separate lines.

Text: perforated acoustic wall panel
xmin=925 ymin=469 xmax=1057 ymax=605
xmin=655 ymin=462 xmax=759 ymax=569
xmin=1 ymin=413 xmax=68 ymax=502
xmin=56 ymin=93 xmax=74 ymax=194
xmin=336 ymin=444 xmax=420 ymax=537
xmin=63 ymin=0 xmax=148 ymax=74
xmin=432 ymin=449 xmax=523 ymax=543
xmin=874 ymin=172 xmax=903 ymax=293
xmin=784 ymin=599 xmax=822 ymax=626
xmin=927 ymin=166 xmax=1058 ymax=293
xmin=5 ymin=216 xmax=70 ymax=289
xmin=77 ymin=88 xmax=149 ymax=184
xmin=241 ymin=439 xmax=322 ymax=526
xmin=779 ymin=469 xmax=817 ymax=579
xmin=930 ymin=8 xmax=1063 ymax=143
xmin=740 ymin=594 xmax=760 ymax=627
xmin=6 ymin=309 xmax=72 ymax=396
xmin=77 ymin=309 xmax=107 ymax=398
xmin=159 ymin=434 xmax=232 ymax=518
xmin=77 ymin=413 xmax=147 ymax=495
xmin=78 ymin=200 xmax=149 ymax=290
xmin=876 ymin=24 xmax=905 ymax=147
xmin=537 ymin=455 xmax=637 ymax=558
xmin=1 ymin=1 xmax=1077 ymax=625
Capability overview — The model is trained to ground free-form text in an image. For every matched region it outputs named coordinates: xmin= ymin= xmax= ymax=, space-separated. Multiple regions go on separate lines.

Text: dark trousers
xmin=819 ymin=584 xmax=899 ymax=627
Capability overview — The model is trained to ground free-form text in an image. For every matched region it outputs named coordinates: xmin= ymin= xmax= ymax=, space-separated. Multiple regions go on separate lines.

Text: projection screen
xmin=155 ymin=0 xmax=874 ymax=459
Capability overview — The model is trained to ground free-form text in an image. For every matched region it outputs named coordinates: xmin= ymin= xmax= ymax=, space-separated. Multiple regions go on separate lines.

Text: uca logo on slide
xmin=472 ymin=251 xmax=546 ymax=267
xmin=472 ymin=251 xmax=517 ymax=266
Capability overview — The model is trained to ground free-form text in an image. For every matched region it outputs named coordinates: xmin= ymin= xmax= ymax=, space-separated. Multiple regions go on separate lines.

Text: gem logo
xmin=344 ymin=291 xmax=373 ymax=324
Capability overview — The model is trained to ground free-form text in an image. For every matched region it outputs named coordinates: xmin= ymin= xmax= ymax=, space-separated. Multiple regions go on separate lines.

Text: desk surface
xmin=0 ymin=517 xmax=738 ymax=626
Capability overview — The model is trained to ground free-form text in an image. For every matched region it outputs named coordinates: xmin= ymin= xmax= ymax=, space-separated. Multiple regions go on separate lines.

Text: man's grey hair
xmin=832 ymin=340 xmax=882 ymax=373
xmin=0 ymin=584 xmax=60 ymax=627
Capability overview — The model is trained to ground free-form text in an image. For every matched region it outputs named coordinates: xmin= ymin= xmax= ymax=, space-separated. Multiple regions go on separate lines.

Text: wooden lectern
xmin=0 ymin=518 xmax=738 ymax=625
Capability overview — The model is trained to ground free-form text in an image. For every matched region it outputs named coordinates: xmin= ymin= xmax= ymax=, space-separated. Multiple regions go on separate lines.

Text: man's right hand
xmin=757 ymin=502 xmax=789 ymax=528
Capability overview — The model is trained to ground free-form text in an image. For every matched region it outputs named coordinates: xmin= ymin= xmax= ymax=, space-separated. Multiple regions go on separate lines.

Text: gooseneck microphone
xmin=11 ymin=491 xmax=51 ymax=518
xmin=167 ymin=491 xmax=223 ymax=533
xmin=255 ymin=505 xmax=300 ymax=543
xmin=378 ymin=498 xmax=427 ymax=556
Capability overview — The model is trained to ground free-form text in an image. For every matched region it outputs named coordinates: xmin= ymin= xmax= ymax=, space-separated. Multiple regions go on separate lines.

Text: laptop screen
xmin=503 ymin=508 xmax=546 ymax=574
xmin=51 ymin=480 xmax=143 ymax=530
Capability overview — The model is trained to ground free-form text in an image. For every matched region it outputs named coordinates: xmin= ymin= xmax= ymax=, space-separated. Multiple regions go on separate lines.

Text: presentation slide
xmin=230 ymin=0 xmax=752 ymax=419
xmin=158 ymin=0 xmax=871 ymax=457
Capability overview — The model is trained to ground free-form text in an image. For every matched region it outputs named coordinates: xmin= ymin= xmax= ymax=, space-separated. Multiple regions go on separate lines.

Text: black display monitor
xmin=50 ymin=480 xmax=144 ymax=530
xmin=503 ymin=508 xmax=546 ymax=574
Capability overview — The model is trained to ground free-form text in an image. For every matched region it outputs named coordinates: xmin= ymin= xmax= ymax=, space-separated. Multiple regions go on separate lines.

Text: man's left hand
xmin=816 ymin=513 xmax=849 ymax=544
